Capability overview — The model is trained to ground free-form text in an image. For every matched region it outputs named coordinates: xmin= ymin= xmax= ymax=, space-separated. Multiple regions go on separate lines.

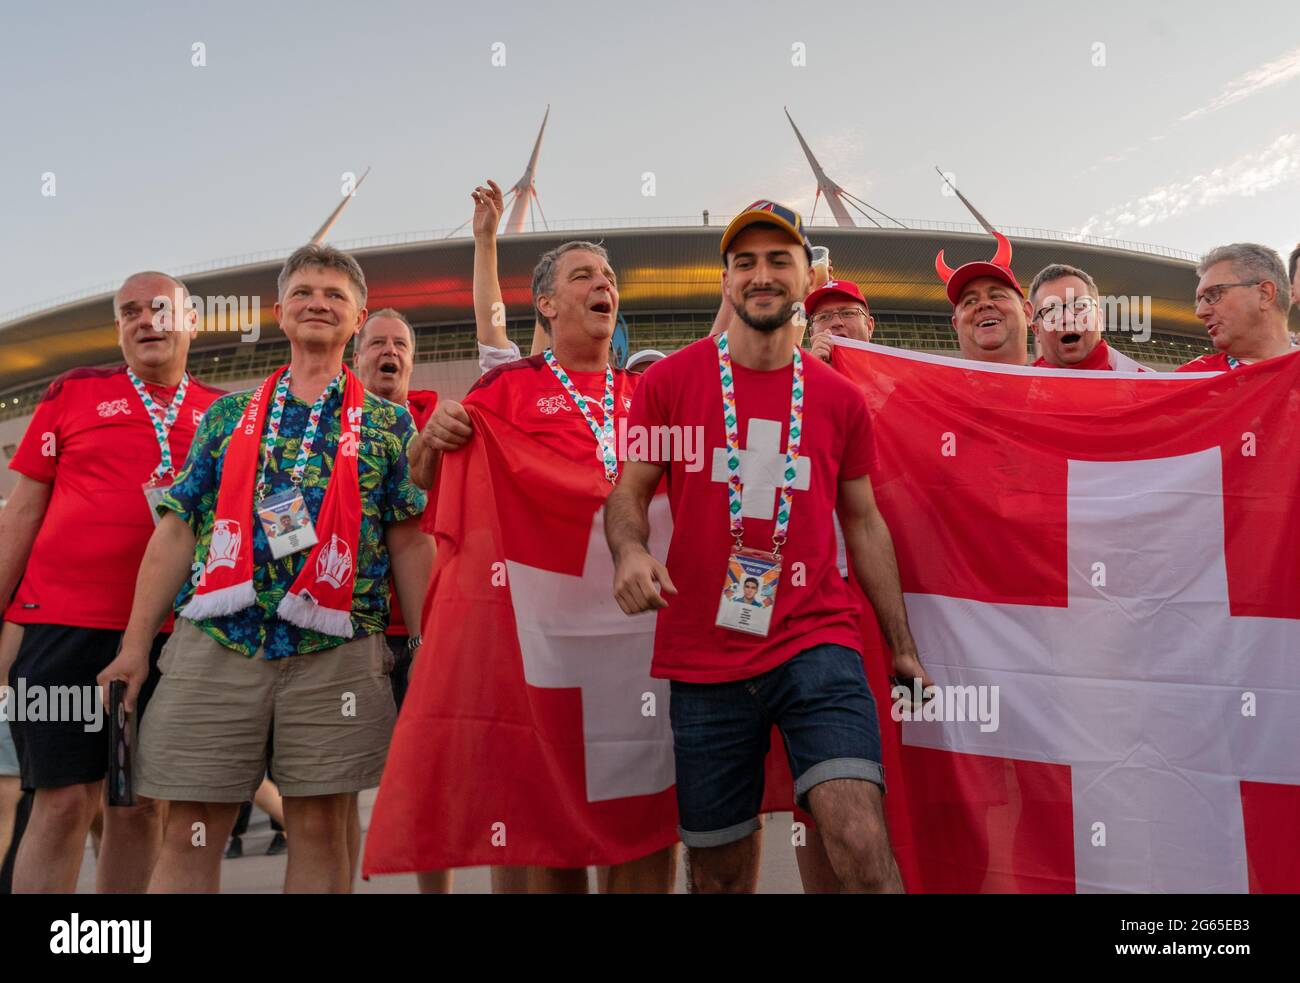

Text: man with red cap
xmin=935 ymin=232 xmax=1031 ymax=366
xmin=805 ymin=279 xmax=875 ymax=365
xmin=1028 ymin=264 xmax=1149 ymax=371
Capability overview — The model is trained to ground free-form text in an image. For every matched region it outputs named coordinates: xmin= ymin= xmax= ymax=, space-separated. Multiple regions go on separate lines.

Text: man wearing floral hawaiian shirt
xmin=99 ymin=244 xmax=431 ymax=893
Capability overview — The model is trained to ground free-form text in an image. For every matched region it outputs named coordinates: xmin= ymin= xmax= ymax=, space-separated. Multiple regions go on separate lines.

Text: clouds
xmin=1076 ymin=134 xmax=1300 ymax=238
xmin=1180 ymin=44 xmax=1300 ymax=122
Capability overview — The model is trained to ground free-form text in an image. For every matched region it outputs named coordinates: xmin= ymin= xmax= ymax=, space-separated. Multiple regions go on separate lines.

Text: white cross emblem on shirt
xmin=710 ymin=418 xmax=811 ymax=519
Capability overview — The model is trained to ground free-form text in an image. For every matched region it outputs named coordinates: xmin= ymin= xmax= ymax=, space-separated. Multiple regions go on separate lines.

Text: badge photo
xmin=256 ymin=488 xmax=318 ymax=559
xmin=715 ymin=548 xmax=781 ymax=637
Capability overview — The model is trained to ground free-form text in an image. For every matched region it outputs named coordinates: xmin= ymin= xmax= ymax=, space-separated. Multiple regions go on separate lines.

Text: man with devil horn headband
xmin=935 ymin=232 xmax=1032 ymax=366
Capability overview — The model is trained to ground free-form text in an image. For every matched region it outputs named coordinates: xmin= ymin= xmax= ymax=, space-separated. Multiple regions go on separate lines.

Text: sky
xmin=2 ymin=0 xmax=1298 ymax=318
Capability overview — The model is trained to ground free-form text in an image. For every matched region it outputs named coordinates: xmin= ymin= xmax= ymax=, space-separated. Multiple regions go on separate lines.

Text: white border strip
xmin=829 ymin=336 xmax=1224 ymax=380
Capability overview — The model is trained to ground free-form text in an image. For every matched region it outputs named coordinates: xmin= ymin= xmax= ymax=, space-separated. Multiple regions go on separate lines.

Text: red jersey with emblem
xmin=1177 ymin=351 xmax=1237 ymax=372
xmin=628 ymin=336 xmax=877 ymax=683
xmin=6 ymin=365 xmax=223 ymax=630
xmin=388 ymin=388 xmax=438 ymax=636
xmin=415 ymin=354 xmax=637 ymax=638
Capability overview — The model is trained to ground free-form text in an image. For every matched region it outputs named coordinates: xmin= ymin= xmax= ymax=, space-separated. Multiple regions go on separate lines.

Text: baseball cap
xmin=625 ymin=349 xmax=667 ymax=373
xmin=934 ymin=231 xmax=1024 ymax=307
xmin=721 ymin=200 xmax=814 ymax=261
xmin=804 ymin=279 xmax=870 ymax=317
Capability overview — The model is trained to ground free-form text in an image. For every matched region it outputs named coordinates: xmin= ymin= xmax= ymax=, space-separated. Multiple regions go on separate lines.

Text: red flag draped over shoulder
xmin=831 ymin=339 xmax=1300 ymax=893
xmin=364 ymin=362 xmax=680 ymax=873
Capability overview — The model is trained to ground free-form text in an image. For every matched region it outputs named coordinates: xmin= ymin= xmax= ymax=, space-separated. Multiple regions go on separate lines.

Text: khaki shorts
xmin=136 ymin=620 xmax=397 ymax=802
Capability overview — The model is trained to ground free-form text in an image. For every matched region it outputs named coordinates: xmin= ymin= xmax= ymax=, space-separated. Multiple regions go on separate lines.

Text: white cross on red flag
xmin=834 ymin=340 xmax=1300 ymax=893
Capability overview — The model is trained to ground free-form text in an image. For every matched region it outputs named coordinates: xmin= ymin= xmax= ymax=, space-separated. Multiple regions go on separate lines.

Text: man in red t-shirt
xmin=605 ymin=201 xmax=931 ymax=893
xmin=421 ymin=240 xmax=677 ymax=894
xmin=0 ymin=271 xmax=221 ymax=893
xmin=351 ymin=306 xmax=443 ymax=894
xmin=1177 ymin=243 xmax=1294 ymax=372
xmin=1028 ymin=263 xmax=1151 ymax=371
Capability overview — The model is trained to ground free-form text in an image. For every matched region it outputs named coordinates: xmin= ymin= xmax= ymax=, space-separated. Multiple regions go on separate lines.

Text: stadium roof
xmin=0 ymin=220 xmax=1220 ymax=395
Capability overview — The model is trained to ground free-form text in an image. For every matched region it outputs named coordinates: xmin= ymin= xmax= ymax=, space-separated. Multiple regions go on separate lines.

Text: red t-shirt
xmin=1176 ymin=352 xmax=1237 ymax=372
xmin=388 ymin=388 xmax=438 ymax=636
xmin=6 ymin=365 xmax=223 ymax=631
xmin=629 ymin=336 xmax=877 ymax=683
xmin=414 ymin=355 xmax=639 ymax=644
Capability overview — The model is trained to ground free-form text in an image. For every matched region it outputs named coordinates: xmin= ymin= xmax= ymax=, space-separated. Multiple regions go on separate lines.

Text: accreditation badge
xmin=715 ymin=547 xmax=781 ymax=637
xmin=256 ymin=488 xmax=318 ymax=559
xmin=141 ymin=479 xmax=173 ymax=527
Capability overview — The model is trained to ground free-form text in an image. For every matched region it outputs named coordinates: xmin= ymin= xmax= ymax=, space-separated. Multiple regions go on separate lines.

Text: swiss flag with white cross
xmin=834 ymin=339 xmax=1300 ymax=893
xmin=364 ymin=361 xmax=684 ymax=873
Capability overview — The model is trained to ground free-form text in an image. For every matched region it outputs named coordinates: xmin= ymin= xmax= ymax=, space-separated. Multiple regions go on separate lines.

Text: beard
xmin=731 ymin=294 xmax=795 ymax=333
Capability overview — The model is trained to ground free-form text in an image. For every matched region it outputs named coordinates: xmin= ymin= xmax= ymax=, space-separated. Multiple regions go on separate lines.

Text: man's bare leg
xmin=686 ymin=832 xmax=761 ymax=894
xmin=347 ymin=796 xmax=360 ymax=886
xmin=527 ymin=866 xmax=589 ymax=892
xmin=794 ymin=825 xmax=841 ymax=893
xmin=416 ymin=870 xmax=452 ymax=893
xmin=12 ymin=780 xmax=100 ymax=892
xmin=490 ymin=866 xmax=530 ymax=893
xmin=598 ymin=844 xmax=678 ymax=893
xmin=97 ymin=794 xmax=167 ymax=893
xmin=148 ymin=800 xmax=239 ymax=893
xmin=806 ymin=779 xmax=901 ymax=893
xmin=0 ymin=776 xmax=21 ymax=865
xmin=283 ymin=792 xmax=353 ymax=893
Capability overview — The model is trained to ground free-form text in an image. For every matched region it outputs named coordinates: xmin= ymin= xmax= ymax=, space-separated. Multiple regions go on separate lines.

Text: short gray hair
xmin=277 ymin=243 xmax=368 ymax=308
xmin=1029 ymin=263 xmax=1099 ymax=306
xmin=359 ymin=307 xmax=414 ymax=346
xmin=1197 ymin=243 xmax=1290 ymax=314
xmin=114 ymin=271 xmax=190 ymax=319
xmin=531 ymin=240 xmax=610 ymax=333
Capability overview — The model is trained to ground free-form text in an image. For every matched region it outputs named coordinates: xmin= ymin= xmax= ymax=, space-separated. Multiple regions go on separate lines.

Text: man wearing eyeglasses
xmin=806 ymin=280 xmax=875 ymax=365
xmin=1178 ymin=243 xmax=1294 ymax=372
xmin=1028 ymin=264 xmax=1149 ymax=371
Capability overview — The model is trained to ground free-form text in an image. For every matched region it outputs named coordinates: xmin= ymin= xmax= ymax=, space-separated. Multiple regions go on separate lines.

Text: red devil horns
xmin=935 ymin=249 xmax=956 ymax=283
xmin=990 ymin=230 xmax=1012 ymax=269
xmin=934 ymin=231 xmax=1014 ymax=283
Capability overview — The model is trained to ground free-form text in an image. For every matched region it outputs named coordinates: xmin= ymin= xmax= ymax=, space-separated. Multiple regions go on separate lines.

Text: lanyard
xmin=257 ymin=370 xmax=341 ymax=497
xmin=126 ymin=368 xmax=190 ymax=482
xmin=715 ymin=333 xmax=805 ymax=555
xmin=543 ymin=350 xmax=618 ymax=484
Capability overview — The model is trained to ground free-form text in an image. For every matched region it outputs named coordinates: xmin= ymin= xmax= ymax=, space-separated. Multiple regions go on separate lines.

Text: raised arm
xmin=836 ymin=473 xmax=933 ymax=691
xmin=472 ymin=180 xmax=510 ymax=351
xmin=605 ymin=459 xmax=676 ymax=614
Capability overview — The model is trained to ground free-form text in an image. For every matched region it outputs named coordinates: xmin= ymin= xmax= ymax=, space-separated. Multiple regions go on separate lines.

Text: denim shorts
xmin=668 ymin=643 xmax=884 ymax=848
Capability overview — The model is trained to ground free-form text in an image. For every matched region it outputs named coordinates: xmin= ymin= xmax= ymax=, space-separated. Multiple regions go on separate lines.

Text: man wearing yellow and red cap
xmin=607 ymin=198 xmax=929 ymax=893
xmin=935 ymin=233 xmax=1031 ymax=366
xmin=805 ymin=279 xmax=876 ymax=365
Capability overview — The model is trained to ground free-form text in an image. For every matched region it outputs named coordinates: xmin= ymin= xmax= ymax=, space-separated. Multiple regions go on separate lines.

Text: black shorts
xmin=7 ymin=624 xmax=167 ymax=792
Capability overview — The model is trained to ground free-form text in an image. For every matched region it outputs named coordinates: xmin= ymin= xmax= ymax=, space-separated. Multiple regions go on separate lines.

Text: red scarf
xmin=180 ymin=364 xmax=365 ymax=639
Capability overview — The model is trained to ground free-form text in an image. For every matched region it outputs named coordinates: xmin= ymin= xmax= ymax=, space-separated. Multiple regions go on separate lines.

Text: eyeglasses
xmin=1195 ymin=281 xmax=1260 ymax=307
xmin=1034 ymin=296 xmax=1097 ymax=327
xmin=810 ymin=307 xmax=869 ymax=326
